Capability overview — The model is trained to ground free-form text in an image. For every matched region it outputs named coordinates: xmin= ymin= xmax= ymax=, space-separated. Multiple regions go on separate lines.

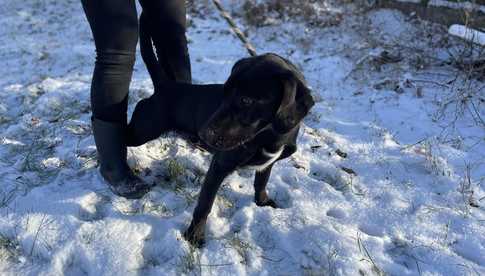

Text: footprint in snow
xmin=452 ymin=239 xmax=485 ymax=266
xmin=77 ymin=192 xmax=109 ymax=221
xmin=384 ymin=237 xmax=424 ymax=274
xmin=326 ymin=208 xmax=347 ymax=219
xmin=309 ymin=168 xmax=347 ymax=193
xmin=358 ymin=223 xmax=385 ymax=238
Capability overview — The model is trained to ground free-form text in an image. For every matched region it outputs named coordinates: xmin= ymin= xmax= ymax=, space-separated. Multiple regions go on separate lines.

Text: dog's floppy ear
xmin=273 ymin=73 xmax=315 ymax=133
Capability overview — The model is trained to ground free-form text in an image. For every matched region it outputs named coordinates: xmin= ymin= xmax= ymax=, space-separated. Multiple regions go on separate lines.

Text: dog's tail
xmin=139 ymin=11 xmax=168 ymax=89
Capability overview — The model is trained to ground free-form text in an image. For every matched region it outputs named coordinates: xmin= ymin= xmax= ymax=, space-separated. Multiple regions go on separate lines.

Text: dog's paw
xmin=183 ymin=224 xmax=206 ymax=248
xmin=256 ymin=198 xmax=279 ymax=208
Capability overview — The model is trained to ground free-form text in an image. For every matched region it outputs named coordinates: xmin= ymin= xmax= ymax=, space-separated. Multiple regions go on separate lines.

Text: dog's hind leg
xmin=126 ymin=93 xmax=168 ymax=146
xmin=254 ymin=163 xmax=278 ymax=208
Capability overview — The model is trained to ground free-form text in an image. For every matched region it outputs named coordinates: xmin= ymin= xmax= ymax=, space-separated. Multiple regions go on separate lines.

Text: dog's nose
xmin=215 ymin=136 xmax=224 ymax=147
xmin=202 ymin=127 xmax=218 ymax=141
xmin=200 ymin=127 xmax=226 ymax=148
xmin=206 ymin=128 xmax=216 ymax=138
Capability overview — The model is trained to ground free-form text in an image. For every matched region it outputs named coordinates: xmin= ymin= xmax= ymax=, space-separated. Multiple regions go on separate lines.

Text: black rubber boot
xmin=91 ymin=117 xmax=151 ymax=199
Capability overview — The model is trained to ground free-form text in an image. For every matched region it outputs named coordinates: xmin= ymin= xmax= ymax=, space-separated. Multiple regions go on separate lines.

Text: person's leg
xmin=81 ymin=0 xmax=138 ymax=123
xmin=138 ymin=0 xmax=192 ymax=83
xmin=81 ymin=0 xmax=151 ymax=198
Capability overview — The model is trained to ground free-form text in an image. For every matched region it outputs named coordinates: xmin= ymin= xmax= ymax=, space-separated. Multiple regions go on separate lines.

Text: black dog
xmin=128 ymin=15 xmax=315 ymax=246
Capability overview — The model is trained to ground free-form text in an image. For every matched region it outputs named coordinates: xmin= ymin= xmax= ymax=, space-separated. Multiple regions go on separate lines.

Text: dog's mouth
xmin=198 ymin=128 xmax=251 ymax=151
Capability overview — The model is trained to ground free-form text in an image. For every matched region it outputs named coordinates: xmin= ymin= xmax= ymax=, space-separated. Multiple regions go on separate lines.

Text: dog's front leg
xmin=254 ymin=163 xmax=278 ymax=208
xmin=184 ymin=156 xmax=233 ymax=247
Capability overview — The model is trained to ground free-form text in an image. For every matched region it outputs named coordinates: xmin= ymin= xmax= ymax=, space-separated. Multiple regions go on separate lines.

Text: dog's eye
xmin=240 ymin=96 xmax=254 ymax=106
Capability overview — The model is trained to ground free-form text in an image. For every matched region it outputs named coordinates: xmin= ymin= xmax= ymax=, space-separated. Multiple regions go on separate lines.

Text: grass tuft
xmin=166 ymin=159 xmax=186 ymax=181
xmin=0 ymin=232 xmax=22 ymax=263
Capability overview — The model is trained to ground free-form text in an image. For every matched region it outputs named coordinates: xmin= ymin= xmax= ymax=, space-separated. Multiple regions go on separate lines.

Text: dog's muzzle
xmin=199 ymin=127 xmax=223 ymax=149
xmin=199 ymin=127 xmax=245 ymax=151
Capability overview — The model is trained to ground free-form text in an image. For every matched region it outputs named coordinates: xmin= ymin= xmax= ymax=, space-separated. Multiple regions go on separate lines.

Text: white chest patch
xmin=245 ymin=146 xmax=284 ymax=172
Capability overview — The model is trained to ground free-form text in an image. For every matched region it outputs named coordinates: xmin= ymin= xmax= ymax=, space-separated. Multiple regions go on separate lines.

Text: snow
xmin=1 ymin=1 xmax=484 ymax=275
xmin=429 ymin=0 xmax=485 ymax=13
xmin=449 ymin=24 xmax=485 ymax=46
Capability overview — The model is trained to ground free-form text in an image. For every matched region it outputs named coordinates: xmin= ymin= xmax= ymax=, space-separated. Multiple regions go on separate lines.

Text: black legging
xmin=81 ymin=0 xmax=191 ymax=123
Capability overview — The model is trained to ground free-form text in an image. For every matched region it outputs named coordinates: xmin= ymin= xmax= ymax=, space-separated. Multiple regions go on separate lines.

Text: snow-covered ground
xmin=1 ymin=1 xmax=484 ymax=275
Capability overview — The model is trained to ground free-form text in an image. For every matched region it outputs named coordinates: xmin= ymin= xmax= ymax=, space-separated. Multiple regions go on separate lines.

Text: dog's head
xmin=199 ymin=53 xmax=315 ymax=151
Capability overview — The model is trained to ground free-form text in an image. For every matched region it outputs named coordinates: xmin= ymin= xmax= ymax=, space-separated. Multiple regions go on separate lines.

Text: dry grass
xmin=357 ymin=232 xmax=386 ymax=276
xmin=241 ymin=0 xmax=345 ymax=27
xmin=458 ymin=164 xmax=481 ymax=217
xmin=0 ymin=232 xmax=21 ymax=263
